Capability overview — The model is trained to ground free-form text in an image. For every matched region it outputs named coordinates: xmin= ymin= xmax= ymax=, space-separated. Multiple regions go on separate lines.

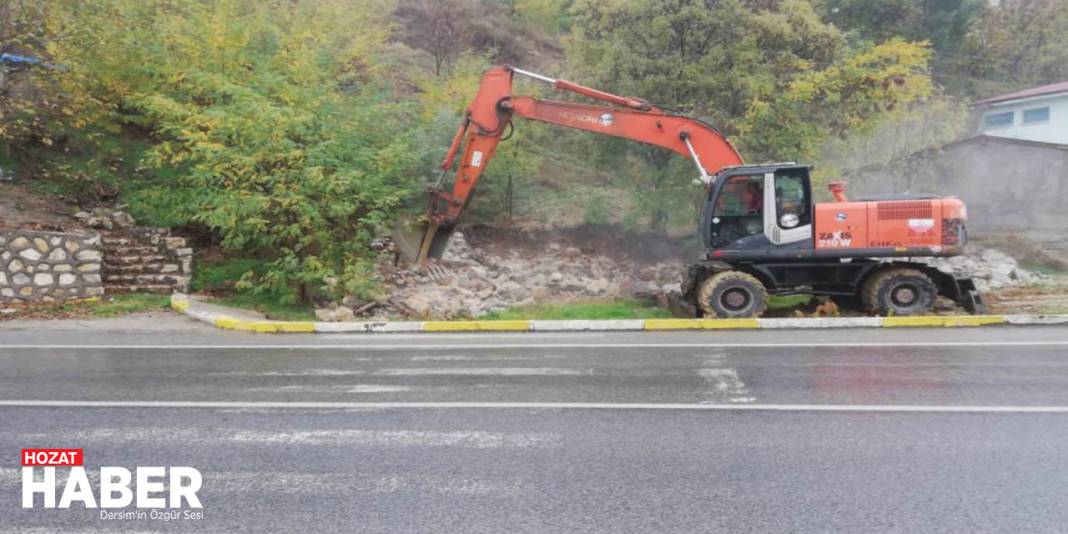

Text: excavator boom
xmin=397 ymin=65 xmax=743 ymax=263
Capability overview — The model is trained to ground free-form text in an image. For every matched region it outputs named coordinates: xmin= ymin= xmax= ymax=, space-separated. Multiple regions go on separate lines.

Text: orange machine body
xmin=813 ymin=197 xmax=968 ymax=253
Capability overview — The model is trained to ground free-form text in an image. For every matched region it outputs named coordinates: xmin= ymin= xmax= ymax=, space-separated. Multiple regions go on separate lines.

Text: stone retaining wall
xmin=0 ymin=229 xmax=104 ymax=304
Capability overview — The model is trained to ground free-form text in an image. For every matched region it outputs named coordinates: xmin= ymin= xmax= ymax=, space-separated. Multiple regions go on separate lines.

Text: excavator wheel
xmin=697 ymin=270 xmax=768 ymax=318
xmin=862 ymin=267 xmax=937 ymax=316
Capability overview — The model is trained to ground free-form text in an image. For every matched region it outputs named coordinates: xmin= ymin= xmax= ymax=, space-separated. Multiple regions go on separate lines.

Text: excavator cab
xmin=702 ymin=164 xmax=814 ymax=253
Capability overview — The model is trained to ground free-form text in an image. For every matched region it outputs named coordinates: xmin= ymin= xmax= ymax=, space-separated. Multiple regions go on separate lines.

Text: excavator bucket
xmin=390 ymin=218 xmax=454 ymax=264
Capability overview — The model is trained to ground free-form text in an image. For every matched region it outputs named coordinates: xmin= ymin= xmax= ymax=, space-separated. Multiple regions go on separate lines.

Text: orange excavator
xmin=396 ymin=65 xmax=984 ymax=317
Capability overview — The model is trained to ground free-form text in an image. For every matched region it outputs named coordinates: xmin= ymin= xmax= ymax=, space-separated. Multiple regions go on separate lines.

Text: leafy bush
xmin=47 ymin=0 xmax=421 ymax=302
xmin=191 ymin=258 xmax=270 ymax=293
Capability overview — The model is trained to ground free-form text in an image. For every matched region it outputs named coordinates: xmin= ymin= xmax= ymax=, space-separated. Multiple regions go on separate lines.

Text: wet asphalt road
xmin=2 ymin=323 xmax=1068 ymax=533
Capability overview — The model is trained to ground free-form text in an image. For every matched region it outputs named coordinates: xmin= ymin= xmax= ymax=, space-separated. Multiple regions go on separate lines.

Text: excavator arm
xmin=399 ymin=65 xmax=744 ymax=263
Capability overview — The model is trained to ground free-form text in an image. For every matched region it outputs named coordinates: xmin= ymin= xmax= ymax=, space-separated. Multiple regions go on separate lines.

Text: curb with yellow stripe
xmin=169 ymin=294 xmax=1068 ymax=334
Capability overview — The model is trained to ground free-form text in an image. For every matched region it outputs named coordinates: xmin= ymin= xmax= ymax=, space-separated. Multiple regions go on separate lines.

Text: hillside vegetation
xmin=2 ymin=0 xmax=1066 ymax=304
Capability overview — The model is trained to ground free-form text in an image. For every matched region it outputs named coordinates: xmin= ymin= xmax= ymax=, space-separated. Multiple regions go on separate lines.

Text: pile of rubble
xmin=923 ymin=247 xmax=1046 ymax=293
xmin=73 ymin=207 xmax=136 ymax=230
xmin=315 ymin=231 xmax=685 ymax=321
xmin=312 ymin=231 xmax=1050 ymax=321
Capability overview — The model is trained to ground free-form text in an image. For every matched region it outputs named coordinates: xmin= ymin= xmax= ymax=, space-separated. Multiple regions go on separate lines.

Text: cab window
xmin=715 ymin=175 xmax=764 ymax=217
xmin=774 ymin=172 xmax=810 ymax=228
xmin=710 ymin=174 xmax=764 ymax=240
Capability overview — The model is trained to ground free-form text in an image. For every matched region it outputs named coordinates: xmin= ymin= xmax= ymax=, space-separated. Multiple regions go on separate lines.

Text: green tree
xmin=958 ymin=0 xmax=1068 ymax=97
xmin=567 ymin=0 xmax=931 ymax=230
xmin=0 ymin=1 xmax=49 ymax=145
xmin=46 ymin=0 xmax=420 ymax=302
xmin=742 ymin=38 xmax=934 ymax=163
xmin=816 ymin=0 xmax=986 ymax=95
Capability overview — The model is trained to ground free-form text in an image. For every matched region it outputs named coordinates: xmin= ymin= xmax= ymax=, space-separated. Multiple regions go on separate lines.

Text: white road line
xmin=1 ymin=341 xmax=1068 ymax=350
xmin=1 ymin=400 xmax=1067 ymax=413
xmin=373 ymin=367 xmax=585 ymax=376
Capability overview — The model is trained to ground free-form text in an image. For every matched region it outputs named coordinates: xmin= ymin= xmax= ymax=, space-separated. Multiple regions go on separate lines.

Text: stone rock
xmin=0 ymin=272 xmax=5 ymax=285
xmin=9 ymin=237 xmax=29 ymax=250
xmin=49 ymin=237 xmax=62 ymax=246
xmin=12 ymin=273 xmax=30 ymax=285
xmin=112 ymin=211 xmax=135 ymax=227
xmin=78 ymin=263 xmax=101 ymax=272
xmin=33 ymin=273 xmax=54 ymax=286
xmin=632 ymin=280 xmax=661 ymax=296
xmin=58 ymin=273 xmax=77 ymax=286
xmin=588 ymin=278 xmax=609 ymax=294
xmin=401 ymin=294 xmax=434 ymax=316
xmin=47 ymin=248 xmax=67 ymax=262
xmin=53 ymin=264 xmax=72 ymax=273
xmin=18 ymin=248 xmax=41 ymax=261
xmin=33 ymin=237 xmax=49 ymax=253
xmin=441 ymin=232 xmax=473 ymax=263
xmin=64 ymin=240 xmax=81 ymax=253
xmin=314 ymin=305 xmax=355 ymax=322
xmin=161 ymin=264 xmax=180 ymax=274
xmin=8 ymin=258 xmax=25 ymax=272
xmin=86 ymin=216 xmax=113 ymax=229
xmin=0 ymin=288 xmax=13 ymax=298
xmin=18 ymin=287 xmax=33 ymax=297
xmin=75 ymin=250 xmax=102 ymax=261
xmin=662 ymin=282 xmax=683 ymax=294
xmin=74 ymin=211 xmax=91 ymax=220
xmin=85 ymin=287 xmax=105 ymax=296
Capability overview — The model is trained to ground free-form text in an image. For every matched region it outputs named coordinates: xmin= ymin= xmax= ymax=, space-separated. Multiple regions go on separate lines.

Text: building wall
xmin=977 ymin=94 xmax=1068 ymax=144
xmin=0 ymin=230 xmax=104 ymax=304
xmin=845 ymin=139 xmax=1068 ymax=233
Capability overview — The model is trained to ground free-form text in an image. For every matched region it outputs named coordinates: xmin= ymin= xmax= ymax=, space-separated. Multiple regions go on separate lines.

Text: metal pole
xmin=681 ymin=134 xmax=713 ymax=185
xmin=511 ymin=67 xmax=556 ymax=85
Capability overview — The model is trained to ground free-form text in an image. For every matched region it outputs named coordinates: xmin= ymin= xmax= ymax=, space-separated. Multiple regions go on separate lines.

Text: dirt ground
xmin=985 ymin=280 xmax=1068 ymax=314
xmin=973 ymin=233 xmax=1068 ymax=272
xmin=0 ymin=182 xmax=86 ymax=231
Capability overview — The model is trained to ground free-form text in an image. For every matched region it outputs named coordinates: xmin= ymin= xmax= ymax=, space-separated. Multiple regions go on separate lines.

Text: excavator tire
xmin=697 ymin=270 xmax=768 ymax=318
xmin=862 ymin=267 xmax=937 ymax=316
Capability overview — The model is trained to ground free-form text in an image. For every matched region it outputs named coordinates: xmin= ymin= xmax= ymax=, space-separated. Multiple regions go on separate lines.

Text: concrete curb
xmin=169 ymin=294 xmax=1068 ymax=334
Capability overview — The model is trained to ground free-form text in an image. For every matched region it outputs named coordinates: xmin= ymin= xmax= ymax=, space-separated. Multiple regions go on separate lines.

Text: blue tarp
xmin=0 ymin=53 xmax=53 ymax=68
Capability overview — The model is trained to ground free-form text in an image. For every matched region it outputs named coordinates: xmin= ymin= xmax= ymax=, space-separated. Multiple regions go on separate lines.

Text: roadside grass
xmin=89 ymin=294 xmax=172 ymax=317
xmin=483 ymin=298 xmax=672 ymax=320
xmin=213 ymin=293 xmax=316 ymax=321
xmin=191 ymin=257 xmax=271 ymax=293
xmin=767 ymin=294 xmax=811 ymax=310
xmin=483 ymin=295 xmax=815 ymax=321
xmin=0 ymin=294 xmax=171 ymax=320
xmin=192 ymin=256 xmax=315 ymax=321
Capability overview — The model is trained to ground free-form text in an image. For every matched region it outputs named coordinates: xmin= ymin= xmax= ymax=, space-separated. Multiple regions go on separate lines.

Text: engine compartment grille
xmin=876 ymin=200 xmax=933 ymax=220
